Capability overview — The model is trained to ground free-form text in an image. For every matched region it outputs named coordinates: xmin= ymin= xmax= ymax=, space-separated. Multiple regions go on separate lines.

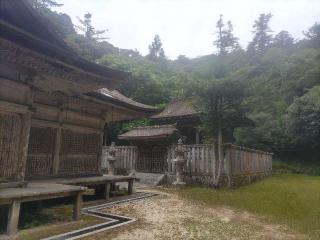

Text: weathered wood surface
xmin=7 ymin=200 xmax=21 ymax=235
xmin=167 ymin=144 xmax=216 ymax=174
xmin=0 ymin=182 xmax=85 ymax=205
xmin=102 ymin=146 xmax=138 ymax=171
xmin=0 ymin=182 xmax=86 ymax=236
xmin=224 ymin=144 xmax=273 ymax=176
xmin=52 ymin=175 xmax=137 ymax=186
xmin=0 ymin=113 xmax=22 ymax=182
xmin=0 ymin=38 xmax=114 ymax=94
xmin=106 ymin=144 xmax=272 ymax=182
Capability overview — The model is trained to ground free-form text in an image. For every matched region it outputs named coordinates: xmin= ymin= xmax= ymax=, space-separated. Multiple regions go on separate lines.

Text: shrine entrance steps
xmin=134 ymin=172 xmax=166 ymax=187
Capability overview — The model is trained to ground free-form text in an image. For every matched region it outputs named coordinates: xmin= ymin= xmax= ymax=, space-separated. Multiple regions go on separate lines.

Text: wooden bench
xmin=52 ymin=175 xmax=136 ymax=200
xmin=0 ymin=182 xmax=86 ymax=236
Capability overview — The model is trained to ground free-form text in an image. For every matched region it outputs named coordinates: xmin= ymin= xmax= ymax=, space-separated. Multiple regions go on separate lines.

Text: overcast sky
xmin=56 ymin=0 xmax=320 ymax=59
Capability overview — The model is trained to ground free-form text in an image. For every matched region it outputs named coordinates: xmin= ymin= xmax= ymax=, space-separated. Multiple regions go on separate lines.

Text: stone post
xmin=173 ymin=139 xmax=187 ymax=186
xmin=107 ymin=142 xmax=118 ymax=175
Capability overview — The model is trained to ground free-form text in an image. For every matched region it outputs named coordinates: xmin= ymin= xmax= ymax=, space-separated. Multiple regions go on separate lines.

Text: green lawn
xmin=178 ymin=174 xmax=320 ymax=239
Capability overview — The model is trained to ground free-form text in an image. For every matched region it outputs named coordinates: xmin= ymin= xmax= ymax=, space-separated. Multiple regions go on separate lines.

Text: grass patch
xmin=178 ymin=174 xmax=320 ymax=239
xmin=19 ymin=204 xmax=73 ymax=229
xmin=273 ymin=160 xmax=320 ymax=176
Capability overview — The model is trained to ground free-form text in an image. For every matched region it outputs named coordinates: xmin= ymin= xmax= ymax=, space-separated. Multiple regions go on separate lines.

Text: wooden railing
xmin=102 ymin=144 xmax=272 ymax=185
xmin=224 ymin=144 xmax=273 ymax=176
xmin=166 ymin=144 xmax=216 ymax=174
xmin=102 ymin=146 xmax=138 ymax=171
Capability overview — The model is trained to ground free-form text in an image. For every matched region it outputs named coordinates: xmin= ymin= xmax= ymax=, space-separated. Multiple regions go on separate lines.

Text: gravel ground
xmin=82 ymin=189 xmax=306 ymax=240
xmin=3 ymin=188 xmax=306 ymax=240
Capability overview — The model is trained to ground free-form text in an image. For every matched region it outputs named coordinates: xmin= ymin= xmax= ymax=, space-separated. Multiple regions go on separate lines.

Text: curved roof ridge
xmin=94 ymin=88 xmax=157 ymax=112
xmin=151 ymin=98 xmax=199 ymax=119
xmin=118 ymin=123 xmax=178 ymax=140
xmin=133 ymin=124 xmax=176 ymax=130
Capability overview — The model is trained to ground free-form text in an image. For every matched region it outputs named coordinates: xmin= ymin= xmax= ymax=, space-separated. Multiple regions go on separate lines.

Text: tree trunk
xmin=214 ymin=123 xmax=223 ymax=187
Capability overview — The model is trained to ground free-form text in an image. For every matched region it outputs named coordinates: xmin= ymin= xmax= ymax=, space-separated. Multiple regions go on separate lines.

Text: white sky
xmin=56 ymin=0 xmax=320 ymax=59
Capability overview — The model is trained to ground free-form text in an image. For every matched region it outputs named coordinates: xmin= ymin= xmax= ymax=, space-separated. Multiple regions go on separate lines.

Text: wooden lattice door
xmin=26 ymin=127 xmax=56 ymax=178
xmin=137 ymin=146 xmax=167 ymax=173
xmin=59 ymin=129 xmax=100 ymax=176
xmin=0 ymin=113 xmax=21 ymax=181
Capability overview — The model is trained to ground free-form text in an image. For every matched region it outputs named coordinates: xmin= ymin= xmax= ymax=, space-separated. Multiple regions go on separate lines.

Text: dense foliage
xmin=33 ymin=2 xmax=320 ymax=164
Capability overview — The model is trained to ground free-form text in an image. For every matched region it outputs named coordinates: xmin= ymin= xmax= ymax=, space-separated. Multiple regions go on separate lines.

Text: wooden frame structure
xmin=0 ymin=0 xmax=155 ymax=236
xmin=118 ymin=125 xmax=179 ymax=173
xmin=151 ymin=99 xmax=201 ymax=144
xmin=0 ymin=0 xmax=155 ymax=185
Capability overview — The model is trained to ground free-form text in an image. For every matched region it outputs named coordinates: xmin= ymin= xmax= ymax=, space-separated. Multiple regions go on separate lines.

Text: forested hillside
xmin=32 ymin=0 xmax=320 ymax=164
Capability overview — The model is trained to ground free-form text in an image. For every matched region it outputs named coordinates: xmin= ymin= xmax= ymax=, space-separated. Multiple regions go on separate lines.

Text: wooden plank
xmin=167 ymin=146 xmax=171 ymax=173
xmin=31 ymin=118 xmax=60 ymax=129
xmin=7 ymin=200 xmax=21 ymax=236
xmin=104 ymin=182 xmax=111 ymax=200
xmin=128 ymin=179 xmax=134 ymax=195
xmin=62 ymin=123 xmax=102 ymax=134
xmin=201 ymin=147 xmax=205 ymax=173
xmin=52 ymin=127 xmax=61 ymax=175
xmin=73 ymin=192 xmax=82 ymax=221
xmin=16 ymin=113 xmax=32 ymax=181
xmin=192 ymin=147 xmax=195 ymax=173
xmin=0 ymin=100 xmax=31 ymax=114
xmin=211 ymin=145 xmax=215 ymax=178
xmin=205 ymin=147 xmax=209 ymax=174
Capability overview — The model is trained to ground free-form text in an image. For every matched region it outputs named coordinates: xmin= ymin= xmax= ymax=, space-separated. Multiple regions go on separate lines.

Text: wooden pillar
xmin=53 ymin=108 xmax=64 ymax=175
xmin=7 ymin=200 xmax=21 ymax=236
xmin=224 ymin=147 xmax=232 ymax=188
xmin=52 ymin=127 xmax=62 ymax=175
xmin=128 ymin=179 xmax=134 ymax=195
xmin=104 ymin=182 xmax=111 ymax=200
xmin=195 ymin=129 xmax=200 ymax=144
xmin=73 ymin=192 xmax=82 ymax=221
xmin=16 ymin=113 xmax=32 ymax=182
xmin=97 ymin=131 xmax=104 ymax=175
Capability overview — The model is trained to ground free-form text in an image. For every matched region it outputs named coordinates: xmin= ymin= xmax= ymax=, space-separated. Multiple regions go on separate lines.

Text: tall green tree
xmin=287 ymin=86 xmax=320 ymax=149
xmin=303 ymin=22 xmax=320 ymax=48
xmin=273 ymin=30 xmax=294 ymax=48
xmin=195 ymin=79 xmax=249 ymax=186
xmin=214 ymin=15 xmax=239 ymax=55
xmin=76 ymin=13 xmax=108 ymax=41
xmin=248 ymin=13 xmax=273 ymax=52
xmin=147 ymin=34 xmax=166 ymax=61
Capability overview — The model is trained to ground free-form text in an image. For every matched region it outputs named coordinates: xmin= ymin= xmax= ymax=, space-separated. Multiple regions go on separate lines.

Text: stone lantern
xmin=107 ymin=142 xmax=119 ymax=175
xmin=173 ymin=138 xmax=187 ymax=186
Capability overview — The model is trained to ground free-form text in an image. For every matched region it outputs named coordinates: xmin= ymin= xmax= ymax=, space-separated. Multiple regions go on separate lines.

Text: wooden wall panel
xmin=26 ymin=127 xmax=56 ymax=178
xmin=58 ymin=129 xmax=100 ymax=176
xmin=0 ymin=78 xmax=30 ymax=105
xmin=0 ymin=113 xmax=21 ymax=181
xmin=62 ymin=110 xmax=103 ymax=129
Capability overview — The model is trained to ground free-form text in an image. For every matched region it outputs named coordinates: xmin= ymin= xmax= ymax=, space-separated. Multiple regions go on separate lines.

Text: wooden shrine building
xmin=151 ymin=98 xmax=201 ymax=144
xmin=0 ymin=0 xmax=155 ymax=235
xmin=118 ymin=125 xmax=179 ymax=173
xmin=0 ymin=0 xmax=155 ymax=184
xmin=117 ymin=99 xmax=201 ymax=173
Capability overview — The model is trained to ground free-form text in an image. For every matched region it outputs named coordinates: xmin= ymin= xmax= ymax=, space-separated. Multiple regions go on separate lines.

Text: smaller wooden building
xmin=151 ymin=99 xmax=201 ymax=144
xmin=118 ymin=125 xmax=179 ymax=173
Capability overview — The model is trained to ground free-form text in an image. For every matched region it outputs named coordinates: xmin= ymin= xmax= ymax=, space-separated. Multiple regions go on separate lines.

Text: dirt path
xmin=83 ymin=189 xmax=305 ymax=240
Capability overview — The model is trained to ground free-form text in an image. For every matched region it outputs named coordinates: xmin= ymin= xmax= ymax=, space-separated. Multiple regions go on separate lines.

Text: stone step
xmin=134 ymin=172 xmax=165 ymax=186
